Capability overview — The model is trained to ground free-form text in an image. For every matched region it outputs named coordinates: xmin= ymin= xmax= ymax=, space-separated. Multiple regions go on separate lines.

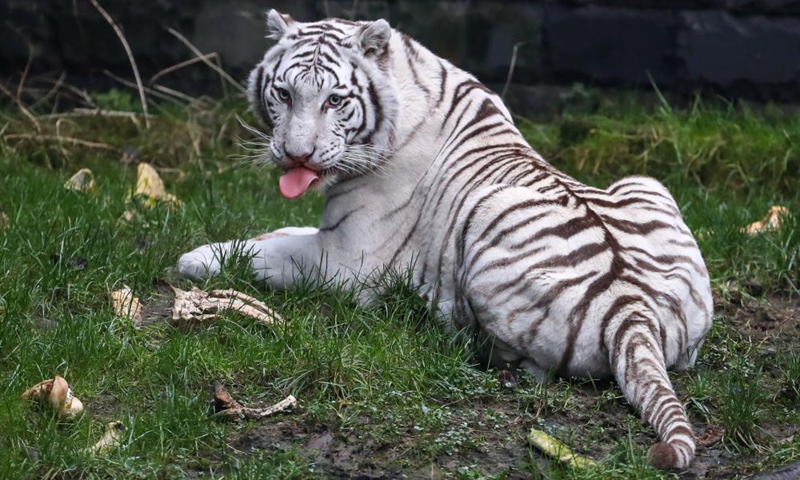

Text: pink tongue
xmin=279 ymin=167 xmax=319 ymax=199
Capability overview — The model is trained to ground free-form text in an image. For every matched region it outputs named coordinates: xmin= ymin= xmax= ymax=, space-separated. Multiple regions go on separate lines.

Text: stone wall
xmin=2 ymin=0 xmax=800 ymax=111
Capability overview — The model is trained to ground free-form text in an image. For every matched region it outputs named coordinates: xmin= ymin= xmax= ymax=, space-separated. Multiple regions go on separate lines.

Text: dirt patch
xmin=719 ymin=292 xmax=800 ymax=339
xmin=138 ymin=280 xmax=176 ymax=328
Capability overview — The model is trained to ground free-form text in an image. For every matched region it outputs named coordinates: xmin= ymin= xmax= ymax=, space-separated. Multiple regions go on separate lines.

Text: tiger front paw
xmin=177 ymin=245 xmax=223 ymax=280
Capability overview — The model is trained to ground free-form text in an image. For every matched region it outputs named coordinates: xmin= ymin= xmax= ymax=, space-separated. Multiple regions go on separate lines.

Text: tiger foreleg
xmin=177 ymin=227 xmax=321 ymax=288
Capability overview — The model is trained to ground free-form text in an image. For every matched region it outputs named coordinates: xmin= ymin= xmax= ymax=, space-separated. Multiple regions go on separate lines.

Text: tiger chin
xmin=178 ymin=10 xmax=713 ymax=470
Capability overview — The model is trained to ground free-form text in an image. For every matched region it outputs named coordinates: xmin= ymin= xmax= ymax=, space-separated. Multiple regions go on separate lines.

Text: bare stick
xmin=213 ymin=53 xmax=229 ymax=99
xmin=166 ymin=28 xmax=246 ymax=94
xmin=215 ymin=395 xmax=297 ymax=420
xmin=30 ymin=72 xmax=67 ymax=110
xmin=103 ymin=70 xmax=186 ymax=106
xmin=151 ymin=84 xmax=209 ymax=106
xmin=501 ymin=41 xmax=529 ymax=102
xmin=3 ymin=134 xmax=117 ymax=151
xmin=53 ymin=81 xmax=98 ymax=109
xmin=5 ymin=24 xmax=34 ymax=103
xmin=149 ymin=53 xmax=219 ymax=86
xmin=0 ymin=82 xmax=40 ymax=131
xmin=39 ymin=109 xmax=153 ymax=121
xmin=88 ymin=0 xmax=150 ymax=129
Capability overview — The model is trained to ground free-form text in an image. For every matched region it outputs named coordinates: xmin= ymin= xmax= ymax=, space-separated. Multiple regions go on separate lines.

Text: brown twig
xmin=212 ymin=382 xmax=297 ymax=421
xmin=501 ymin=41 xmax=529 ymax=102
xmin=5 ymin=23 xmax=34 ymax=104
xmin=166 ymin=27 xmax=246 ymax=95
xmin=151 ymin=84 xmax=209 ymax=107
xmin=88 ymin=0 xmax=150 ymax=129
xmin=149 ymin=53 xmax=219 ymax=86
xmin=30 ymin=72 xmax=67 ymax=110
xmin=0 ymin=82 xmax=41 ymax=131
xmin=103 ymin=70 xmax=185 ymax=107
xmin=3 ymin=134 xmax=117 ymax=151
xmin=39 ymin=108 xmax=153 ymax=123
xmin=48 ymin=80 xmax=98 ymax=109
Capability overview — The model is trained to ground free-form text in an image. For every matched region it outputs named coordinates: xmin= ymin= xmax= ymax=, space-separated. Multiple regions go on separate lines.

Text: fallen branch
xmin=39 ymin=108 xmax=154 ymax=121
xmin=213 ymin=382 xmax=297 ymax=421
xmin=0 ymin=81 xmax=40 ymax=131
xmin=30 ymin=72 xmax=67 ymax=110
xmin=2 ymin=134 xmax=117 ymax=151
xmin=88 ymin=0 xmax=150 ymax=129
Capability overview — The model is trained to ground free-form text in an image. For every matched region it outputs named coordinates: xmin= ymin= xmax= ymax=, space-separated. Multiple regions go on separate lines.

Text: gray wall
xmin=3 ymin=0 xmax=800 ymax=112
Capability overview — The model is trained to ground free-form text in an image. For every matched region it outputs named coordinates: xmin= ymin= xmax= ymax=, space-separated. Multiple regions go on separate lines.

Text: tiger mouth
xmin=278 ymin=166 xmax=337 ymax=199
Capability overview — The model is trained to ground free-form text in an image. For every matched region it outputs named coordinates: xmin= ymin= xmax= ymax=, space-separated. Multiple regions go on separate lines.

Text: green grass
xmin=1 ymin=92 xmax=799 ymax=479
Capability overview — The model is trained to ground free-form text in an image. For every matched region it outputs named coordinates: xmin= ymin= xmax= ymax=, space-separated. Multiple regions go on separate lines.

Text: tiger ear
xmin=266 ymin=9 xmax=295 ymax=40
xmin=357 ymin=19 xmax=392 ymax=56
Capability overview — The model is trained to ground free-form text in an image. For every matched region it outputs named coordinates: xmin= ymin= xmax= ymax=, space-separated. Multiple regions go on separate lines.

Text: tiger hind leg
xmin=606 ymin=311 xmax=695 ymax=470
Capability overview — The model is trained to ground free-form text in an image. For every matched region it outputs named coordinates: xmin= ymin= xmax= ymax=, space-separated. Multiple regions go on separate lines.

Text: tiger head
xmin=247 ymin=10 xmax=400 ymax=199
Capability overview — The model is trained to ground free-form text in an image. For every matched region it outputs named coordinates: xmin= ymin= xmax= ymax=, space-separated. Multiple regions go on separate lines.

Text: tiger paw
xmin=177 ymin=245 xmax=223 ymax=280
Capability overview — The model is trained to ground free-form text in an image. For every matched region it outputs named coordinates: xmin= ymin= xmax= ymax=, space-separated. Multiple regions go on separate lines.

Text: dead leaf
xmin=742 ymin=206 xmax=790 ymax=236
xmin=697 ymin=425 xmax=724 ymax=447
xmin=86 ymin=421 xmax=125 ymax=455
xmin=64 ymin=168 xmax=96 ymax=193
xmin=528 ymin=428 xmax=595 ymax=468
xmin=0 ymin=210 xmax=9 ymax=230
xmin=131 ymin=162 xmax=181 ymax=209
xmin=212 ymin=382 xmax=296 ymax=422
xmin=110 ymin=287 xmax=143 ymax=326
xmin=22 ymin=376 xmax=84 ymax=419
xmin=171 ymin=287 xmax=283 ymax=325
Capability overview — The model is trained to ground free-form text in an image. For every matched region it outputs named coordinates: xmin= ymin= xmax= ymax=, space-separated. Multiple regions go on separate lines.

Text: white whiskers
xmin=334 ymin=143 xmax=394 ymax=178
xmin=231 ymin=116 xmax=274 ymax=169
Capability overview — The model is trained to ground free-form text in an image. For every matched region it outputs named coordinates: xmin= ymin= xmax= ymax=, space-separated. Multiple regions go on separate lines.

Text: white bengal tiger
xmin=178 ymin=10 xmax=713 ymax=470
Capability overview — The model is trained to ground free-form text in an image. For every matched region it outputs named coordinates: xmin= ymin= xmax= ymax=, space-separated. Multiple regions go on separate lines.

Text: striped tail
xmin=606 ymin=311 xmax=695 ymax=470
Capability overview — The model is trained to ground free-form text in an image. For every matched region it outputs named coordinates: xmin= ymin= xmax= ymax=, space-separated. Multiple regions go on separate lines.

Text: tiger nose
xmin=286 ymin=150 xmax=313 ymax=166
